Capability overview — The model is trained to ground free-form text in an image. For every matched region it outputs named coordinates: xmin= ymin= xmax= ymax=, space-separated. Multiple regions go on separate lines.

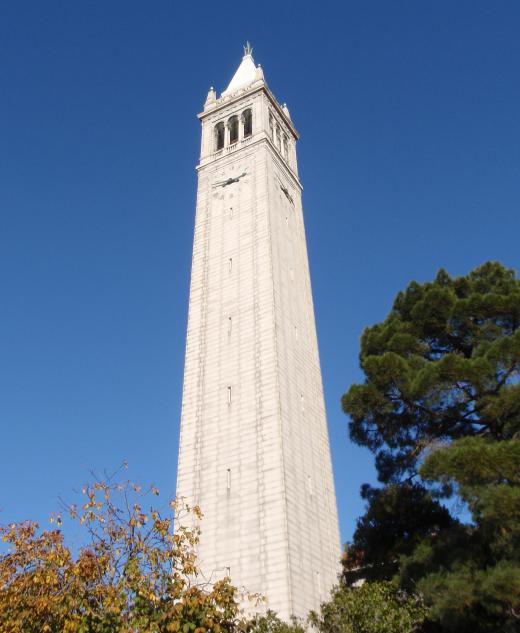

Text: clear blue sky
xmin=1 ymin=2 xmax=519 ymax=544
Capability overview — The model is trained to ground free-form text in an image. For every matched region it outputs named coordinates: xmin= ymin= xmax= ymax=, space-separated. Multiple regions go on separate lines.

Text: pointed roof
xmin=222 ymin=43 xmax=257 ymax=97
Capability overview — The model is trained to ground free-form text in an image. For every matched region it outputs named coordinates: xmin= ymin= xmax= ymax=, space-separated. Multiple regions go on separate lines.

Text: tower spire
xmin=221 ymin=44 xmax=258 ymax=97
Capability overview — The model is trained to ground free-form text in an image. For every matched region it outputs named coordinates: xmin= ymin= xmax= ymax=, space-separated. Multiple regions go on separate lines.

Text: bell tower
xmin=176 ymin=45 xmax=340 ymax=620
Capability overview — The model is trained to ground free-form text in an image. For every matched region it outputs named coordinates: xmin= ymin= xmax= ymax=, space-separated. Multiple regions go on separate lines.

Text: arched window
xmin=276 ymin=125 xmax=281 ymax=151
xmin=243 ymin=108 xmax=252 ymax=137
xmin=283 ymin=135 xmax=289 ymax=160
xmin=269 ymin=112 xmax=274 ymax=139
xmin=228 ymin=115 xmax=239 ymax=144
xmin=214 ymin=122 xmax=225 ymax=151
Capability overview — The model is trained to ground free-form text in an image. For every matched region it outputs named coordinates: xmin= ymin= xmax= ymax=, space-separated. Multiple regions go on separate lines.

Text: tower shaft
xmin=177 ymin=51 xmax=340 ymax=619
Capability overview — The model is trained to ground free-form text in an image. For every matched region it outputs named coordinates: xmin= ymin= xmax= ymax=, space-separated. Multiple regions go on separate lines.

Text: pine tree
xmin=342 ymin=262 xmax=520 ymax=631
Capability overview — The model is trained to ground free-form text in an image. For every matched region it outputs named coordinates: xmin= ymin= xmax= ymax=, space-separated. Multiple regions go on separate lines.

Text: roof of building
xmin=221 ymin=43 xmax=257 ymax=97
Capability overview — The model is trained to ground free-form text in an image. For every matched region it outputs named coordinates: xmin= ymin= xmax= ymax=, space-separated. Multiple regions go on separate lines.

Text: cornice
xmin=196 ymin=135 xmax=302 ymax=192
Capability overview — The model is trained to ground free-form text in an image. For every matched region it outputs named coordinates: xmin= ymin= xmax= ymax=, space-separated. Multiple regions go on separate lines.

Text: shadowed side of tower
xmin=176 ymin=46 xmax=341 ymax=620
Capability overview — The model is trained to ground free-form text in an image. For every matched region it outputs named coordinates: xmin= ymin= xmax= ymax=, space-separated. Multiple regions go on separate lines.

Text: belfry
xmin=176 ymin=46 xmax=340 ymax=619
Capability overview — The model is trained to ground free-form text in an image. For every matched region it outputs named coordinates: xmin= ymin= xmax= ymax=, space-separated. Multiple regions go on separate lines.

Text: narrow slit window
xmin=227 ymin=386 xmax=232 ymax=404
xmin=228 ymin=316 xmax=232 ymax=336
xmin=229 ymin=206 xmax=233 ymax=219
xmin=227 ymin=468 xmax=231 ymax=490
xmin=228 ymin=257 xmax=233 ymax=273
xmin=307 ymin=475 xmax=313 ymax=496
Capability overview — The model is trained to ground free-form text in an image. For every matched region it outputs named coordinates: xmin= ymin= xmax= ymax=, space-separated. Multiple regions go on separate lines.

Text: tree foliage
xmin=398 ymin=437 xmax=520 ymax=632
xmin=0 ymin=471 xmax=244 ymax=633
xmin=308 ymin=582 xmax=428 ymax=633
xmin=0 ymin=472 xmax=435 ymax=633
xmin=343 ymin=483 xmax=454 ymax=585
xmin=342 ymin=261 xmax=520 ymax=483
xmin=246 ymin=611 xmax=304 ymax=633
xmin=341 ymin=262 xmax=520 ymax=632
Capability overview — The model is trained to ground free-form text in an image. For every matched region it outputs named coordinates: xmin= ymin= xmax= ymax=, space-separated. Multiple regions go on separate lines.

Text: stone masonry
xmin=176 ymin=47 xmax=341 ymax=620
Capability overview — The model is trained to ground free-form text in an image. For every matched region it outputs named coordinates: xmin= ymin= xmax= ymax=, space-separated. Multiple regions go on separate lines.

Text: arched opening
xmin=228 ymin=115 xmax=239 ymax=144
xmin=283 ymin=135 xmax=289 ymax=160
xmin=276 ymin=125 xmax=281 ymax=151
xmin=269 ymin=112 xmax=274 ymax=139
xmin=243 ymin=108 xmax=252 ymax=137
xmin=214 ymin=122 xmax=225 ymax=151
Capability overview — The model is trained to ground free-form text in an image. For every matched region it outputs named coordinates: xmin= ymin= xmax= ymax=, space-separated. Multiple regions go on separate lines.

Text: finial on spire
xmin=204 ymin=86 xmax=217 ymax=110
xmin=243 ymin=42 xmax=253 ymax=57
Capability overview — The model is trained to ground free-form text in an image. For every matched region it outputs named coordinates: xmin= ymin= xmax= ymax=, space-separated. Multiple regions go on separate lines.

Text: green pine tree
xmin=341 ymin=262 xmax=520 ymax=632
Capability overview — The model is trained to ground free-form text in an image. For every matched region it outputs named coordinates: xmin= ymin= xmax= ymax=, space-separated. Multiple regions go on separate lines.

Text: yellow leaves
xmin=153 ymin=517 xmax=171 ymax=536
xmin=0 ymin=479 xmax=241 ymax=633
xmin=49 ymin=513 xmax=62 ymax=526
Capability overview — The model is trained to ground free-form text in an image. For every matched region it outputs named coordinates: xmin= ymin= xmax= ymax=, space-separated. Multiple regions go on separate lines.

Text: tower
xmin=176 ymin=46 xmax=340 ymax=620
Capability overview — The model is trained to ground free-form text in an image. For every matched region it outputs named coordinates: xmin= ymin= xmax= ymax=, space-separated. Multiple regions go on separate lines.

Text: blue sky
xmin=0 ymin=1 xmax=519 ymax=544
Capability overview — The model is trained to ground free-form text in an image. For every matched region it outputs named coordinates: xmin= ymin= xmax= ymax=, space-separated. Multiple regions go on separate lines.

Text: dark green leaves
xmin=342 ymin=262 xmax=520 ymax=631
xmin=343 ymin=261 xmax=520 ymax=483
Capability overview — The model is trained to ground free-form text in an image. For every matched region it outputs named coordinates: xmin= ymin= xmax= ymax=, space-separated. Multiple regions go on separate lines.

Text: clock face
xmin=212 ymin=163 xmax=250 ymax=192
xmin=276 ymin=173 xmax=294 ymax=206
xmin=210 ymin=163 xmax=251 ymax=225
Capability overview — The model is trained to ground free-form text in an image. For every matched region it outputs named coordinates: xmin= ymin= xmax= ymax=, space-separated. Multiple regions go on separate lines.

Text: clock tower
xmin=176 ymin=45 xmax=340 ymax=620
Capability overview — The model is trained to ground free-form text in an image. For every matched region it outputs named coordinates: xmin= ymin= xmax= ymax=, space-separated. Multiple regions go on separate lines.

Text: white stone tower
xmin=176 ymin=45 xmax=340 ymax=620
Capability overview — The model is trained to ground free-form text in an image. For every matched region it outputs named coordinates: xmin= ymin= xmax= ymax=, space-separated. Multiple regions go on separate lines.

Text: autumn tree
xmin=0 ymin=469 xmax=246 ymax=633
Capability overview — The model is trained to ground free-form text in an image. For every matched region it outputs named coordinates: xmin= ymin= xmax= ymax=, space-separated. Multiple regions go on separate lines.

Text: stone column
xmin=225 ymin=123 xmax=230 ymax=147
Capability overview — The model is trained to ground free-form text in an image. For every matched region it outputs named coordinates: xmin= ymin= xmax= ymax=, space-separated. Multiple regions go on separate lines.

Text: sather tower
xmin=176 ymin=45 xmax=340 ymax=619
